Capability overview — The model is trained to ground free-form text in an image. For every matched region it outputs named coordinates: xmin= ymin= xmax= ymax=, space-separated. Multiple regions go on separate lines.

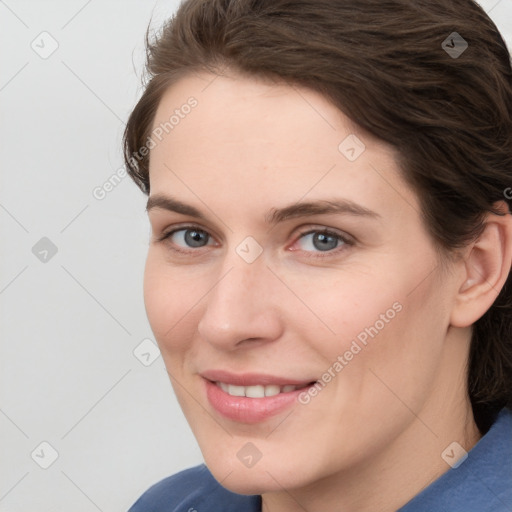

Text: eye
xmin=161 ymin=226 xmax=214 ymax=249
xmin=293 ymin=229 xmax=352 ymax=254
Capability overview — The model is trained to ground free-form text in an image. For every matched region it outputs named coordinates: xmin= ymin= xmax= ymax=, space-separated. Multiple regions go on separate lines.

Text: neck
xmin=261 ymin=326 xmax=480 ymax=512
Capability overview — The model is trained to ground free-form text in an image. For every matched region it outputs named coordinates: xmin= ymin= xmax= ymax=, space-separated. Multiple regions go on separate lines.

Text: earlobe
xmin=450 ymin=202 xmax=512 ymax=328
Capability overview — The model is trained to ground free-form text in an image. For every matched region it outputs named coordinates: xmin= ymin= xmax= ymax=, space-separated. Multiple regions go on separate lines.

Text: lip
xmin=200 ymin=369 xmax=314 ymax=387
xmin=201 ymin=370 xmax=317 ymax=424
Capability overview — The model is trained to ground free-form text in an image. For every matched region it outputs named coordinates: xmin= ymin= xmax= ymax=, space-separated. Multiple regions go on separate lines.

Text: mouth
xmin=214 ymin=381 xmax=313 ymax=398
xmin=201 ymin=370 xmax=317 ymax=423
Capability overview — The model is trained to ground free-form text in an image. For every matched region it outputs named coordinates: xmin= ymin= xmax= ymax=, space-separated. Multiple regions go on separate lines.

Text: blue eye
xmin=158 ymin=225 xmax=352 ymax=256
xmin=166 ymin=227 xmax=212 ymax=248
xmin=296 ymin=230 xmax=348 ymax=252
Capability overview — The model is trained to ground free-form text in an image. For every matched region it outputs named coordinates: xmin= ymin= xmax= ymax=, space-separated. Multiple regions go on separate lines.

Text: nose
xmin=197 ymin=255 xmax=284 ymax=350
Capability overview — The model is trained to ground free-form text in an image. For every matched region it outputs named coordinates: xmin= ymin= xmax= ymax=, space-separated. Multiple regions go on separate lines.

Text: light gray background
xmin=1 ymin=1 xmax=511 ymax=510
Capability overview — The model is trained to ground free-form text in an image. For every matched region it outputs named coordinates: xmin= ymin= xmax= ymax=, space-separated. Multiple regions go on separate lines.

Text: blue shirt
xmin=128 ymin=408 xmax=512 ymax=511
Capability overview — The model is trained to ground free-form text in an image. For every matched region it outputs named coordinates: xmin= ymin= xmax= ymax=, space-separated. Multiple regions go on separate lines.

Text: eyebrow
xmin=146 ymin=194 xmax=380 ymax=224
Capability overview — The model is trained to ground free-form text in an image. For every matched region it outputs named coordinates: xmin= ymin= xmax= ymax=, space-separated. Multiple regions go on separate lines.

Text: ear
xmin=450 ymin=201 xmax=512 ymax=328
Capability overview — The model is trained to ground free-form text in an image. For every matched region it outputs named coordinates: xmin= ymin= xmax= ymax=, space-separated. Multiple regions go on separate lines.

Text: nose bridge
xmin=197 ymin=249 xmax=282 ymax=347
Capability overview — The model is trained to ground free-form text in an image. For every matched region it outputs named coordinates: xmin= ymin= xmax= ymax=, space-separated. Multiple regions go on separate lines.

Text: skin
xmin=143 ymin=70 xmax=512 ymax=512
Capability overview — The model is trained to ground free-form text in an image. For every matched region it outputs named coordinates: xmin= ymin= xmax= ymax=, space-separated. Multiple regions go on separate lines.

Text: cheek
xmin=289 ymin=268 xmax=404 ymax=356
xmin=143 ymin=253 xmax=198 ymax=351
xmin=358 ymin=282 xmax=447 ymax=415
xmin=303 ymin=263 xmax=447 ymax=398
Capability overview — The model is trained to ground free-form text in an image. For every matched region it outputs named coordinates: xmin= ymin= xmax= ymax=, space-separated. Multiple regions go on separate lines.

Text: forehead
xmin=148 ymin=71 xmax=420 ymax=221
xmin=151 ymin=70 xmax=381 ymax=158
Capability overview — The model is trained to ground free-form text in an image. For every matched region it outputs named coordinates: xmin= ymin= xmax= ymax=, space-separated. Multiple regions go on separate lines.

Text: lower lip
xmin=204 ymin=379 xmax=313 ymax=424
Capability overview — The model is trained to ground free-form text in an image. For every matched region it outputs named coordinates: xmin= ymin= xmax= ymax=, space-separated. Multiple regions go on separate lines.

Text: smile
xmin=201 ymin=371 xmax=317 ymax=423
xmin=215 ymin=382 xmax=311 ymax=398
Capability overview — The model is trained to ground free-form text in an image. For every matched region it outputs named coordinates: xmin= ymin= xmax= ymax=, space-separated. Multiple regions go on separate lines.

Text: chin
xmin=203 ymin=446 xmax=322 ymax=496
xmin=207 ymin=462 xmax=292 ymax=495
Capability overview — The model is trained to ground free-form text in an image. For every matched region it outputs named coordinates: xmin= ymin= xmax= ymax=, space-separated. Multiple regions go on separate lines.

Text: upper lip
xmin=200 ymin=369 xmax=316 ymax=387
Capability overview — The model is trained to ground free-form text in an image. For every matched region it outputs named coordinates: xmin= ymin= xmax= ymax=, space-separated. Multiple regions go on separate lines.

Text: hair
xmin=123 ymin=0 xmax=512 ymax=433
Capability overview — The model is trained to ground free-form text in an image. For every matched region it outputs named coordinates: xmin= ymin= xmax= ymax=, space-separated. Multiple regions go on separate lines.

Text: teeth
xmin=245 ymin=385 xmax=265 ymax=398
xmin=227 ymin=384 xmax=245 ymax=397
xmin=217 ymin=382 xmax=303 ymax=397
xmin=264 ymin=385 xmax=281 ymax=397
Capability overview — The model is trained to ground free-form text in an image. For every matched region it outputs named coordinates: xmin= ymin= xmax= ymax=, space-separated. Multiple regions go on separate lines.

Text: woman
xmin=124 ymin=0 xmax=512 ymax=510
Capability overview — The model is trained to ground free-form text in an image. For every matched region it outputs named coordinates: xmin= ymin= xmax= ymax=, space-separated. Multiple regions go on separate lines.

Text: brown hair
xmin=123 ymin=0 xmax=512 ymax=433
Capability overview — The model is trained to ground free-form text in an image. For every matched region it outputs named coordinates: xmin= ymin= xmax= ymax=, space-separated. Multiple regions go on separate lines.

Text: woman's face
xmin=144 ymin=71 xmax=461 ymax=494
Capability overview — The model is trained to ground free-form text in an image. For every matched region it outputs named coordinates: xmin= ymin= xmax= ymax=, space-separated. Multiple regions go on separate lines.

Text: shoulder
xmin=399 ymin=407 xmax=512 ymax=512
xmin=128 ymin=464 xmax=261 ymax=512
xmin=478 ymin=408 xmax=512 ymax=505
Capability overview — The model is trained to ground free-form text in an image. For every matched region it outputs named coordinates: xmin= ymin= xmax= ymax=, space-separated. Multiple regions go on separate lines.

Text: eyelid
xmin=157 ymin=222 xmax=215 ymax=241
xmin=295 ymin=224 xmax=354 ymax=240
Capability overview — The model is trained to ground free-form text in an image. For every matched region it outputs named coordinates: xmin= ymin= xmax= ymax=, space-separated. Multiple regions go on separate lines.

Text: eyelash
xmin=157 ymin=225 xmax=354 ymax=258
